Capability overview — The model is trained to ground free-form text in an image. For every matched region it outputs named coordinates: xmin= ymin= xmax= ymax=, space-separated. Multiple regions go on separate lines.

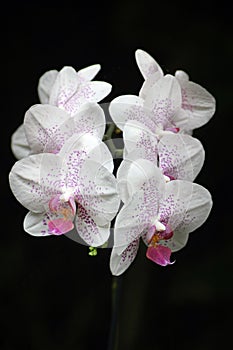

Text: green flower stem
xmin=103 ymin=123 xmax=124 ymax=158
xmin=107 ymin=275 xmax=123 ymax=350
xmin=105 ymin=123 xmax=116 ymax=140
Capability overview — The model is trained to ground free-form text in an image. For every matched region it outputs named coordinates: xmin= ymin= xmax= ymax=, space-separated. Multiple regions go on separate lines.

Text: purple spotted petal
xmin=60 ymin=81 xmax=112 ymax=116
xmin=175 ymin=72 xmax=216 ymax=131
xmin=159 ymin=180 xmax=213 ymax=252
xmin=109 ymin=95 xmax=156 ymax=132
xmin=115 ymin=160 xmax=165 ymax=251
xmin=135 ymin=49 xmax=163 ymax=80
xmin=123 ymin=120 xmax=158 ymax=160
xmin=110 ymin=239 xmax=140 ymax=276
xmin=158 ymin=133 xmax=205 ymax=181
xmin=49 ymin=66 xmax=79 ymax=109
xmin=77 ymin=159 xmax=120 ymax=226
xmin=24 ymin=103 xmax=106 ymax=155
xmin=24 ymin=104 xmax=73 ymax=154
xmin=24 ymin=211 xmax=74 ymax=236
xmin=144 ymin=74 xmax=182 ymax=129
xmin=75 ymin=204 xmax=110 ymax=247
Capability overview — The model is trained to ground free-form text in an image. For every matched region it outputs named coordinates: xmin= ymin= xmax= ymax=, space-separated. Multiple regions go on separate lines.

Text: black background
xmin=3 ymin=1 xmax=233 ymax=349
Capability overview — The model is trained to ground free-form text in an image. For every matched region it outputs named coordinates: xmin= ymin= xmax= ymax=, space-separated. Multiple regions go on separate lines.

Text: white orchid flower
xmin=135 ymin=49 xmax=216 ymax=132
xmin=47 ymin=66 xmax=111 ymax=115
xmin=109 ymin=74 xmax=189 ymax=138
xmin=119 ymin=119 xmax=205 ymax=185
xmin=110 ymin=159 xmax=212 ymax=276
xmin=38 ymin=64 xmax=102 ymax=104
xmin=11 ymin=64 xmax=112 ymax=160
xmin=12 ymin=102 xmax=106 ymax=159
xmin=9 ymin=132 xmax=120 ymax=247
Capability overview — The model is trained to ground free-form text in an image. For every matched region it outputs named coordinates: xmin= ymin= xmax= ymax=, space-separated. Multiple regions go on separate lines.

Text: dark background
xmin=2 ymin=1 xmax=233 ymax=349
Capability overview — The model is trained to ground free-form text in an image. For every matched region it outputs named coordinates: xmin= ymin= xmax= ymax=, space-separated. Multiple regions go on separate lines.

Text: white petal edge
xmin=37 ymin=70 xmax=58 ymax=104
xmin=11 ymin=124 xmax=30 ymax=160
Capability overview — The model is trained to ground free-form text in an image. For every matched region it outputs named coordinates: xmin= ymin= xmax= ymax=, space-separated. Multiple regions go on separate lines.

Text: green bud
xmin=88 ymin=247 xmax=97 ymax=256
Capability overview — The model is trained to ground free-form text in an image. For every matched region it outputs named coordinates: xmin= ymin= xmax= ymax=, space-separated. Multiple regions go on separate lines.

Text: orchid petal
xmin=24 ymin=103 xmax=106 ymax=155
xmin=9 ymin=153 xmax=67 ymax=213
xmin=37 ymin=70 xmax=58 ymax=104
xmin=24 ymin=211 xmax=74 ymax=236
xmin=158 ymin=134 xmax=205 ymax=181
xmin=144 ymin=75 xmax=182 ymax=128
xmin=113 ymin=191 xmax=151 ymax=252
xmin=171 ymin=181 xmax=213 ymax=235
xmin=110 ymin=239 xmax=140 ymax=276
xmin=123 ymin=158 xmax=165 ymax=202
xmin=24 ymin=104 xmax=72 ymax=154
xmin=62 ymin=81 xmax=112 ymax=116
xmin=159 ymin=180 xmax=194 ymax=230
xmin=159 ymin=180 xmax=212 ymax=251
xmin=59 ymin=133 xmax=114 ymax=173
xmin=135 ymin=49 xmax=163 ymax=80
xmin=77 ymin=159 xmax=120 ymax=226
xmin=75 ymin=205 xmax=110 ymax=247
xmin=109 ymin=95 xmax=156 ymax=132
xmin=72 ymin=102 xmax=106 ymax=140
xmin=139 ymin=76 xmax=162 ymax=100
xmin=175 ymin=70 xmax=189 ymax=82
xmin=77 ymin=64 xmax=101 ymax=82
xmin=76 ymin=81 xmax=112 ymax=102
xmin=11 ymin=124 xmax=30 ymax=160
xmin=123 ymin=120 xmax=158 ymax=159
xmin=177 ymin=78 xmax=216 ymax=130
xmin=172 ymin=108 xmax=189 ymax=130
xmin=116 ymin=154 xmax=159 ymax=203
xmin=9 ymin=154 xmax=47 ymax=212
xmin=49 ymin=66 xmax=79 ymax=108
xmin=115 ymin=161 xmax=165 ymax=251
xmin=24 ymin=211 xmax=52 ymax=236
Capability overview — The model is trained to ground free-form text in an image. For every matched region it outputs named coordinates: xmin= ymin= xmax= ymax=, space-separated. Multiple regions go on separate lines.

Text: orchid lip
xmin=48 ymin=218 xmax=74 ymax=235
xmin=145 ymin=223 xmax=174 ymax=266
xmin=146 ymin=245 xmax=174 ymax=266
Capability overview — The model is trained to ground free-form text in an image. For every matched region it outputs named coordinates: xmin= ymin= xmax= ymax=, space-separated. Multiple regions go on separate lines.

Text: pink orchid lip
xmin=48 ymin=193 xmax=76 ymax=235
xmin=145 ymin=223 xmax=174 ymax=266
xmin=146 ymin=245 xmax=174 ymax=266
xmin=48 ymin=218 xmax=74 ymax=235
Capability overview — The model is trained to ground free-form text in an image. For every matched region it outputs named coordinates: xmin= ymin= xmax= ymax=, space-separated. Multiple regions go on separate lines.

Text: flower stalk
xmin=107 ymin=275 xmax=123 ymax=350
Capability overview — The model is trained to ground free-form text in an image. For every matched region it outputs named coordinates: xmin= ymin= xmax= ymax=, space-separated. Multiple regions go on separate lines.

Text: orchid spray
xmin=9 ymin=49 xmax=215 ymax=349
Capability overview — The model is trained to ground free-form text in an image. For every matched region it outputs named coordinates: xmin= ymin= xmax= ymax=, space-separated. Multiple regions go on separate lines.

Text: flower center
xmin=155 ymin=123 xmax=180 ymax=138
xmin=146 ymin=219 xmax=174 ymax=247
xmin=163 ymin=172 xmax=176 ymax=182
xmin=47 ymin=188 xmax=76 ymax=235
